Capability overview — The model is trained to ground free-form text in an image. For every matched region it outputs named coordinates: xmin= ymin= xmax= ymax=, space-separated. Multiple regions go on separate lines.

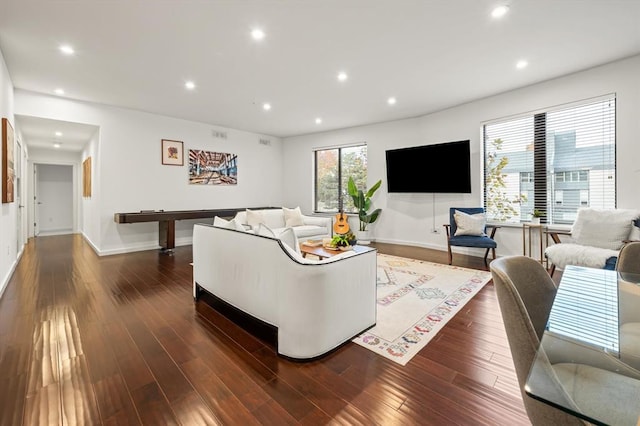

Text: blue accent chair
xmin=444 ymin=207 xmax=500 ymax=265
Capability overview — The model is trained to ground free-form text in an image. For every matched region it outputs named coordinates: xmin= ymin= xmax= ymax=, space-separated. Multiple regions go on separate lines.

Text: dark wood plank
xmin=0 ymin=234 xmax=532 ymax=425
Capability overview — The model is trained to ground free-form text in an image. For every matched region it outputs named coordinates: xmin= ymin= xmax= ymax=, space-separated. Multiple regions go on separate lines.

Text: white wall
xmin=0 ymin=48 xmax=18 ymax=295
xmin=283 ymin=55 xmax=640 ymax=259
xmin=15 ymin=91 xmax=284 ymax=254
xmin=82 ymin=128 xmax=100 ymax=251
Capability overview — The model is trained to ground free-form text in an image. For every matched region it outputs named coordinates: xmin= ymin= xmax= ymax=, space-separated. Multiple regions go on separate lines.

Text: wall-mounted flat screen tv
xmin=385 ymin=140 xmax=471 ymax=193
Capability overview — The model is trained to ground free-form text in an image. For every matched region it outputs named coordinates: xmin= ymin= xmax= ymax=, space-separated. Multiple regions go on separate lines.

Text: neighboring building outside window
xmin=483 ymin=95 xmax=615 ymax=225
xmin=314 ymin=144 xmax=367 ymax=213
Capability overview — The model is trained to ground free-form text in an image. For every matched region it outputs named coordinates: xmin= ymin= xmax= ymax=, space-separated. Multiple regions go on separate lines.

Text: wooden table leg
xmin=159 ymin=220 xmax=176 ymax=253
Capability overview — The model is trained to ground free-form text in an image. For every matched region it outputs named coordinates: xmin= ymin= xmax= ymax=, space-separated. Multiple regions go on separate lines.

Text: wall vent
xmin=212 ymin=129 xmax=228 ymax=139
xmin=259 ymin=138 xmax=271 ymax=146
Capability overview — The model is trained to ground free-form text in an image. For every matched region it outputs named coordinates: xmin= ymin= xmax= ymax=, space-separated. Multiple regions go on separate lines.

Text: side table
xmin=522 ymin=223 xmax=546 ymax=265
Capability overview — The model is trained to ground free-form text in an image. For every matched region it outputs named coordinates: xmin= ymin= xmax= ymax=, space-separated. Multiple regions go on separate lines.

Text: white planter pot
xmin=531 ymin=217 xmax=540 ymax=225
xmin=356 ymin=230 xmax=372 ymax=245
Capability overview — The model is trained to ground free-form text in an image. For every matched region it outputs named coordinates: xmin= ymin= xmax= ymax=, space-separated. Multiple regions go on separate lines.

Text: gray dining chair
xmin=616 ymin=241 xmax=640 ymax=274
xmin=616 ymin=241 xmax=640 ymax=371
xmin=492 ymin=256 xmax=640 ymax=425
xmin=489 ymin=256 xmax=585 ymax=425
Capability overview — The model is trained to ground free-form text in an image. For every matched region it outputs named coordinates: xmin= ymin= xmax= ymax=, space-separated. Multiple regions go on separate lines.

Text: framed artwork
xmin=161 ymin=139 xmax=184 ymax=165
xmin=83 ymin=157 xmax=92 ymax=197
xmin=188 ymin=149 xmax=238 ymax=185
xmin=2 ymin=118 xmax=14 ymax=203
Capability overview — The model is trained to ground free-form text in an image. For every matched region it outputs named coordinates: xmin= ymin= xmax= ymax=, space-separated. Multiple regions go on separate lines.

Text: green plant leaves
xmin=348 ymin=176 xmax=382 ymax=231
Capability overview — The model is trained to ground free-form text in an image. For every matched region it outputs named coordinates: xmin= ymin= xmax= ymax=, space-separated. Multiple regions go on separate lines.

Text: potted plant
xmin=330 ymin=233 xmax=352 ymax=250
xmin=531 ymin=208 xmax=544 ymax=224
xmin=347 ymin=176 xmax=382 ymax=244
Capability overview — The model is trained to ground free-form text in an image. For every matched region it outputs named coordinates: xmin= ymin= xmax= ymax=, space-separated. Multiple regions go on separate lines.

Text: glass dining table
xmin=526 ymin=265 xmax=640 ymax=425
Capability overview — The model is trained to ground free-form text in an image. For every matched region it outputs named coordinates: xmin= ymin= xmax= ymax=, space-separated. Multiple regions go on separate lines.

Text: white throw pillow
xmin=246 ymin=209 xmax=265 ymax=230
xmin=283 ymin=206 xmax=305 ymax=227
xmin=572 ymin=208 xmax=639 ymax=250
xmin=276 ymin=227 xmax=302 ymax=255
xmin=225 ymin=218 xmax=246 ymax=232
xmin=255 ymin=223 xmax=276 ymax=238
xmin=454 ymin=210 xmax=486 ymax=236
xmin=212 ymin=216 xmax=229 ymax=228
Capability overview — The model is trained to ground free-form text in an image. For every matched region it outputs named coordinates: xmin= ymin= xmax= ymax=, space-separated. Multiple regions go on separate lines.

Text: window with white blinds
xmin=483 ymin=95 xmax=616 ymax=225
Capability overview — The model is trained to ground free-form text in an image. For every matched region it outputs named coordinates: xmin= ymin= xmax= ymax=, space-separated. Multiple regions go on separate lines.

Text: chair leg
xmin=483 ymin=248 xmax=490 ymax=264
xmin=447 ymin=245 xmax=453 ymax=265
xmin=548 ymin=264 xmax=556 ymax=277
xmin=492 ymin=247 xmax=496 ymax=261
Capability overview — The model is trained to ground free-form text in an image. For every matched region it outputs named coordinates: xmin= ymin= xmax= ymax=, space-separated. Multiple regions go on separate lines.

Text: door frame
xmin=28 ymin=160 xmax=79 ymax=238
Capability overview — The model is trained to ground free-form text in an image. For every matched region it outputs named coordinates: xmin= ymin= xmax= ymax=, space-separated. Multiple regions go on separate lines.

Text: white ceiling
xmin=1 ymin=0 xmax=640 ymax=152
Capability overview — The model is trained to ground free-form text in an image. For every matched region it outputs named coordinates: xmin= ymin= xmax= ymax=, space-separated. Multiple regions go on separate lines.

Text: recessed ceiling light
xmin=491 ymin=5 xmax=509 ymax=18
xmin=54 ymin=88 xmax=65 ymax=95
xmin=185 ymin=81 xmax=196 ymax=90
xmin=315 ymin=118 xmax=322 ymax=124
xmin=55 ymin=131 xmax=63 ymax=137
xmin=251 ymin=29 xmax=265 ymax=40
xmin=387 ymin=97 xmax=397 ymax=105
xmin=337 ymin=72 xmax=348 ymax=82
xmin=263 ymin=103 xmax=271 ymax=111
xmin=516 ymin=60 xmax=528 ymax=69
xmin=59 ymin=44 xmax=75 ymax=55
xmin=53 ymin=143 xmax=61 ymax=148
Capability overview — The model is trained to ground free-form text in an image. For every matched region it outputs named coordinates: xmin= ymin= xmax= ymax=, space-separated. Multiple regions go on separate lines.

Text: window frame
xmin=313 ymin=143 xmax=367 ymax=214
xmin=482 ymin=94 xmax=616 ymax=226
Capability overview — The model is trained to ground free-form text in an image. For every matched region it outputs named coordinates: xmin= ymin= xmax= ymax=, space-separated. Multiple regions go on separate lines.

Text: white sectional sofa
xmin=192 ymin=222 xmax=377 ymax=360
xmin=233 ymin=207 xmax=332 ymax=241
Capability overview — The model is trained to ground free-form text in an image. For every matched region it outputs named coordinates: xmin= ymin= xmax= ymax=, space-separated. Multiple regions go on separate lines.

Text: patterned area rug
xmin=353 ymin=253 xmax=492 ymax=366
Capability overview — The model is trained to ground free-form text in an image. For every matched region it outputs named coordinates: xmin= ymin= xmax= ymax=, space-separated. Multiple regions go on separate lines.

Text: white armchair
xmin=545 ymin=208 xmax=640 ymax=276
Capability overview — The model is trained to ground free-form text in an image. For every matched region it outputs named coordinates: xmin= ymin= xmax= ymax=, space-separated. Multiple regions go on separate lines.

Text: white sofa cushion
xmin=283 ymin=206 xmax=305 ymax=227
xmin=235 ymin=208 xmax=330 ymax=241
xmin=276 ymin=227 xmax=301 ymax=256
xmin=572 ymin=208 xmax=639 ymax=250
xmin=257 ymin=224 xmax=302 ymax=256
xmin=213 ymin=216 xmax=245 ymax=232
xmin=544 ymin=243 xmax=619 ymax=269
xmin=246 ymin=209 xmax=265 ymax=229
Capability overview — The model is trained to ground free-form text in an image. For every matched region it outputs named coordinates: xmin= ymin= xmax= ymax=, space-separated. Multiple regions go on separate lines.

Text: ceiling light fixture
xmin=263 ymin=103 xmax=271 ymax=111
xmin=387 ymin=97 xmax=397 ymax=105
xmin=337 ymin=72 xmax=348 ymax=82
xmin=185 ymin=81 xmax=196 ymax=90
xmin=59 ymin=44 xmax=75 ymax=55
xmin=315 ymin=118 xmax=322 ymax=124
xmin=516 ymin=60 xmax=528 ymax=69
xmin=55 ymin=131 xmax=62 ymax=137
xmin=54 ymin=88 xmax=65 ymax=95
xmin=251 ymin=29 xmax=265 ymax=40
xmin=53 ymin=143 xmax=61 ymax=148
xmin=491 ymin=5 xmax=509 ymax=18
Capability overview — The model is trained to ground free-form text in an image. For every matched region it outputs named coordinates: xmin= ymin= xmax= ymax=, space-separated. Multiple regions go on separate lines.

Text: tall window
xmin=483 ymin=95 xmax=615 ymax=225
xmin=314 ymin=144 xmax=367 ymax=213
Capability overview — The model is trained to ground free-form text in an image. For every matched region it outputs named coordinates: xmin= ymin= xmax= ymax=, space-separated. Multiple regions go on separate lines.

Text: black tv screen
xmin=386 ymin=140 xmax=471 ymax=193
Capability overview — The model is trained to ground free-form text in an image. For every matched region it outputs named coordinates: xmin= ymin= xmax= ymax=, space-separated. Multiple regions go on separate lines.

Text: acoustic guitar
xmin=333 ymin=210 xmax=350 ymax=235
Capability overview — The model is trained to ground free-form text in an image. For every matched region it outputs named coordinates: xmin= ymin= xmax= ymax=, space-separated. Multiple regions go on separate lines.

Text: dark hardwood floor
xmin=0 ymin=235 xmax=531 ymax=425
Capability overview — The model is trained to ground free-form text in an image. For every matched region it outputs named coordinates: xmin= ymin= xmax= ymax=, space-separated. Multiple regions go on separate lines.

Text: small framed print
xmin=161 ymin=139 xmax=184 ymax=166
